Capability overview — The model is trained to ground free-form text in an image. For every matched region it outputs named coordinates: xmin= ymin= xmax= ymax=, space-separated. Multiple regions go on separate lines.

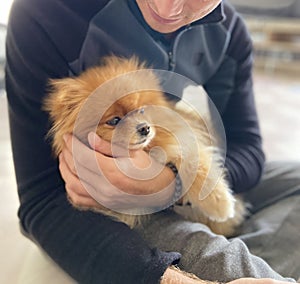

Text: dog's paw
xmin=200 ymin=194 xmax=235 ymax=222
xmin=206 ymin=196 xmax=248 ymax=236
xmin=197 ymin=181 xmax=235 ymax=222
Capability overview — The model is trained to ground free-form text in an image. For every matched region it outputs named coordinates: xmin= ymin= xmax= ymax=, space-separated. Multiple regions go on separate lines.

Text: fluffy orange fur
xmin=44 ymin=56 xmax=246 ymax=236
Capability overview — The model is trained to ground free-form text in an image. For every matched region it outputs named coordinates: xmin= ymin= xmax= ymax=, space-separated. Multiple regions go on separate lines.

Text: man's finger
xmin=64 ymin=134 xmax=111 ymax=173
xmin=59 ymin=153 xmax=90 ymax=197
xmin=88 ymin=132 xmax=129 ymax=157
xmin=59 ymin=150 xmax=76 ymax=176
xmin=67 ymin=191 xmax=100 ymax=208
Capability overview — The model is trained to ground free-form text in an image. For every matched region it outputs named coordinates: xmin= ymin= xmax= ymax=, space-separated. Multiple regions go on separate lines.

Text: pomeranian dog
xmin=44 ymin=56 xmax=246 ymax=236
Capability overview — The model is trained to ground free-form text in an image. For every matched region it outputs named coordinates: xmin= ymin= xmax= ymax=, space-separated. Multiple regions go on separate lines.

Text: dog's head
xmin=44 ymin=56 xmax=170 ymax=154
xmin=97 ymin=92 xmax=159 ymax=150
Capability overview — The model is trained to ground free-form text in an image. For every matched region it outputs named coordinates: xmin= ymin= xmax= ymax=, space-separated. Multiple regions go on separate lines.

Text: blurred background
xmin=0 ymin=1 xmax=299 ymax=283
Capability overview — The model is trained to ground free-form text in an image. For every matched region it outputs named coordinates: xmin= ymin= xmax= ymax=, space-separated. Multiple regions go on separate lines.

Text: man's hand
xmin=59 ymin=133 xmax=175 ymax=212
xmin=161 ymin=267 xmax=292 ymax=284
xmin=227 ymin=278 xmax=292 ymax=284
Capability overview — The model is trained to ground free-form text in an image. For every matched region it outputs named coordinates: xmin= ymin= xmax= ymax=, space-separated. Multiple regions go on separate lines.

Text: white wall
xmin=0 ymin=0 xmax=14 ymax=25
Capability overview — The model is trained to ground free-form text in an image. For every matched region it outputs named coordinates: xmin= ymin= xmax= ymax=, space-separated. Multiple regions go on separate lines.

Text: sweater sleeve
xmin=5 ymin=1 xmax=180 ymax=283
xmin=221 ymin=11 xmax=265 ymax=193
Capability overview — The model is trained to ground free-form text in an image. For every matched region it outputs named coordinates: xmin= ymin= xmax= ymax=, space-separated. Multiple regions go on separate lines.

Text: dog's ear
xmin=43 ymin=77 xmax=86 ymax=118
xmin=43 ymin=77 xmax=89 ymax=155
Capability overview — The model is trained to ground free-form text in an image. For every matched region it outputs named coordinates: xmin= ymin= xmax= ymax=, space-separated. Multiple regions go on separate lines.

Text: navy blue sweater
xmin=5 ymin=0 xmax=265 ymax=283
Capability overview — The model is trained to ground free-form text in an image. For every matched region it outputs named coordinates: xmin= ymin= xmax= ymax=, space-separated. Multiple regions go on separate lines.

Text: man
xmin=6 ymin=0 xmax=299 ymax=283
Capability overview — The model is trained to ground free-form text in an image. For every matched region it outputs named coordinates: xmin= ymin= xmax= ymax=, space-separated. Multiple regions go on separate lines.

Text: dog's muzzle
xmin=136 ymin=122 xmax=151 ymax=137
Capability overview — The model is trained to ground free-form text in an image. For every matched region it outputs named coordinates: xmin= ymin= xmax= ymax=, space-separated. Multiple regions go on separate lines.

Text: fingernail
xmin=88 ymin=132 xmax=101 ymax=148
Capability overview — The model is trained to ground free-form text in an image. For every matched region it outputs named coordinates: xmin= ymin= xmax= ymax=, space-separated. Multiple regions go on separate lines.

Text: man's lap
xmin=242 ymin=161 xmax=300 ymax=213
xmin=239 ymin=194 xmax=300 ymax=279
xmin=135 ymin=161 xmax=300 ymax=282
xmin=240 ymin=161 xmax=300 ymax=279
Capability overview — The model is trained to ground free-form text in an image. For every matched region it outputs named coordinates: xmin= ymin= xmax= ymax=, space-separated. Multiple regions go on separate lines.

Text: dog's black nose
xmin=136 ymin=123 xmax=150 ymax=136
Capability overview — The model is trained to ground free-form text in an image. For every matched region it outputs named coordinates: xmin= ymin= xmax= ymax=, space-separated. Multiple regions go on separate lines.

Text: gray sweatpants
xmin=136 ymin=162 xmax=300 ymax=282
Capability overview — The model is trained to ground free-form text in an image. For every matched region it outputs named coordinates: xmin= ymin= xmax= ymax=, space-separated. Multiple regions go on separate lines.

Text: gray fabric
xmin=240 ymin=162 xmax=300 ymax=280
xmin=135 ymin=161 xmax=300 ymax=282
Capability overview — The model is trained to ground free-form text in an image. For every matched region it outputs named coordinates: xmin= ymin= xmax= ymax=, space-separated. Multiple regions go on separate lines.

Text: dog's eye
xmin=106 ymin=116 xmax=121 ymax=126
